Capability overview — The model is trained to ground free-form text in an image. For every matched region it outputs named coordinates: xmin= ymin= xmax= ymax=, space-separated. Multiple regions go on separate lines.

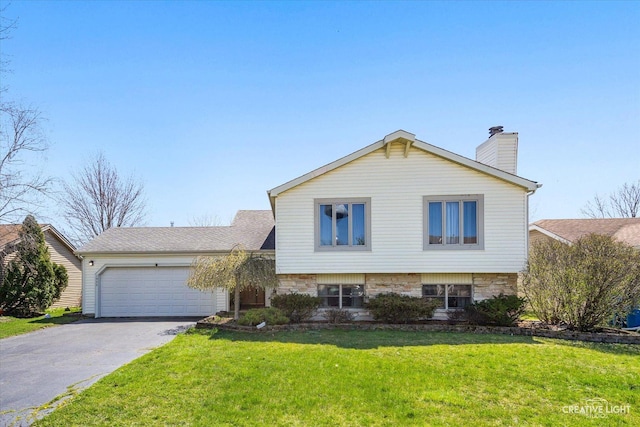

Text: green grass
xmin=0 ymin=307 xmax=82 ymax=339
xmin=36 ymin=329 xmax=639 ymax=426
xmin=520 ymin=310 xmax=540 ymax=321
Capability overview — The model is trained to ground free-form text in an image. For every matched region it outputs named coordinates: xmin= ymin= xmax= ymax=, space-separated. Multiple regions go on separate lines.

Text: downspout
xmin=81 ymin=258 xmax=86 ymax=315
xmin=525 ymin=184 xmax=543 ymax=261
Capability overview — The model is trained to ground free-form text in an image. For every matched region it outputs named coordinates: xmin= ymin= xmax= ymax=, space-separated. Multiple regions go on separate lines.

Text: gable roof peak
xmin=383 ymin=130 xmax=416 ymax=159
xmin=267 ymin=130 xmax=540 ymax=208
xmin=383 ymin=130 xmax=415 ymax=144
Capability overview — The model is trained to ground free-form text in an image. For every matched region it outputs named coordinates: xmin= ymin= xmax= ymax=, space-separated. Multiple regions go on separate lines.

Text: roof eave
xmin=41 ymin=224 xmax=78 ymax=253
xmin=268 ymin=139 xmax=385 ymax=200
xmin=412 ymin=140 xmax=539 ymax=192
xmin=267 ymin=134 xmax=540 ymax=202
xmin=528 ymin=224 xmax=572 ymax=245
xmin=75 ymin=249 xmax=275 ymax=257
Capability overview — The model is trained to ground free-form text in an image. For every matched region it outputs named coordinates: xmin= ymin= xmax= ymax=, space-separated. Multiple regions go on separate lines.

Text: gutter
xmin=75 ymin=249 xmax=276 ymax=257
xmin=528 ymin=182 xmax=543 ymax=196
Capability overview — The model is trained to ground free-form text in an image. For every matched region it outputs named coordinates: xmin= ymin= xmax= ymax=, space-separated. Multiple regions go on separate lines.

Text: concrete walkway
xmin=0 ymin=318 xmax=197 ymax=427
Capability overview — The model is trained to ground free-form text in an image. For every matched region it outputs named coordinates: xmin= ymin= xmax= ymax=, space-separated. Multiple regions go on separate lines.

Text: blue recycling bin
xmin=627 ymin=309 xmax=640 ymax=328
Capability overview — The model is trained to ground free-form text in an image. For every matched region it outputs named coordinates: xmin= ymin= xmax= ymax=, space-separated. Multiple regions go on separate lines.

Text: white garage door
xmin=99 ymin=267 xmax=217 ymax=317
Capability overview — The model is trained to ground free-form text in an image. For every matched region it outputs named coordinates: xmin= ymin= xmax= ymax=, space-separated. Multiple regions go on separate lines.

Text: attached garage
xmin=99 ymin=267 xmax=216 ymax=317
xmin=76 ymin=210 xmax=276 ymax=318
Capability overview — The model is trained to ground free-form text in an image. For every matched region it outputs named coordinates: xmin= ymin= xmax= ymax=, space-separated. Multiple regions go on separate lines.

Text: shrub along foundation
xmin=195 ymin=317 xmax=640 ymax=344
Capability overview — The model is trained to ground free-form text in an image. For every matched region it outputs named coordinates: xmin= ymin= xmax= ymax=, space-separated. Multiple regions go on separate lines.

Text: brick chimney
xmin=476 ymin=126 xmax=518 ymax=175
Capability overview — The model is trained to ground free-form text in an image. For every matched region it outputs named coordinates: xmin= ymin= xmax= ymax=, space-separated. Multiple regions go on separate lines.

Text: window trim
xmin=318 ymin=284 xmax=366 ymax=309
xmin=423 ymin=195 xmax=484 ymax=250
xmin=422 ymin=284 xmax=473 ymax=310
xmin=314 ymin=198 xmax=372 ymax=251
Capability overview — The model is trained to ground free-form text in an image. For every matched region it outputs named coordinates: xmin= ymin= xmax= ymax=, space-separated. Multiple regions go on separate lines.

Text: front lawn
xmin=0 ymin=307 xmax=82 ymax=339
xmin=37 ymin=329 xmax=638 ymax=426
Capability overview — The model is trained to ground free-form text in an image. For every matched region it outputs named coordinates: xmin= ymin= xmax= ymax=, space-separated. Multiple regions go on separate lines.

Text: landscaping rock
xmin=195 ymin=316 xmax=640 ymax=344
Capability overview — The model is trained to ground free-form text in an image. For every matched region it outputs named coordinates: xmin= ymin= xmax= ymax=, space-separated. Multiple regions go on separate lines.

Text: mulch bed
xmin=196 ymin=316 xmax=640 ymax=344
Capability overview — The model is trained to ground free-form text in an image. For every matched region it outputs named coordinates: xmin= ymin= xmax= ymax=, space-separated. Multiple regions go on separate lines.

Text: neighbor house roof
xmin=267 ymin=130 xmax=540 ymax=210
xmin=530 ymin=218 xmax=640 ymax=248
xmin=0 ymin=224 xmax=76 ymax=253
xmin=0 ymin=225 xmax=21 ymax=248
xmin=75 ymin=210 xmax=275 ymax=255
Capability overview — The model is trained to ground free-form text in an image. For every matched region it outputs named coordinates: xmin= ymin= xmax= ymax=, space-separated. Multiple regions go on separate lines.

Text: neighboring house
xmin=529 ymin=218 xmax=640 ymax=249
xmin=78 ymin=128 xmax=540 ymax=319
xmin=267 ymin=128 xmax=540 ymax=318
xmin=76 ymin=211 xmax=274 ymax=317
xmin=0 ymin=224 xmax=82 ymax=308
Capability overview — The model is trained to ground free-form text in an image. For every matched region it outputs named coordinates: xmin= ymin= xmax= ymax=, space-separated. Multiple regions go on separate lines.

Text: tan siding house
xmin=0 ymin=224 xmax=82 ymax=309
xmin=529 ymin=218 xmax=640 ymax=248
xmin=45 ymin=231 xmax=82 ymax=308
xmin=268 ymin=129 xmax=540 ymax=318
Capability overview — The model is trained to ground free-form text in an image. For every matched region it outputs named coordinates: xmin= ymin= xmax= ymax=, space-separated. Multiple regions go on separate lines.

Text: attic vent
xmin=489 ymin=126 xmax=504 ymax=137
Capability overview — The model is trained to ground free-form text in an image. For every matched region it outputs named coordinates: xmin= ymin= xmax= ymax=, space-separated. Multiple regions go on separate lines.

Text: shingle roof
xmin=530 ymin=218 xmax=640 ymax=248
xmin=76 ymin=210 xmax=275 ymax=254
xmin=0 ymin=224 xmax=76 ymax=252
xmin=0 ymin=225 xmax=22 ymax=248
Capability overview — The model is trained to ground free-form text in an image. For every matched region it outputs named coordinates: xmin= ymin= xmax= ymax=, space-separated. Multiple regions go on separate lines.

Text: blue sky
xmin=3 ymin=0 xmax=639 ymax=227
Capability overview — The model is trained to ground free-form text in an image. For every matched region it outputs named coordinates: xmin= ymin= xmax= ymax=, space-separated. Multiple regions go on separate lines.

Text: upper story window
xmin=424 ymin=195 xmax=484 ymax=250
xmin=315 ymin=198 xmax=371 ymax=251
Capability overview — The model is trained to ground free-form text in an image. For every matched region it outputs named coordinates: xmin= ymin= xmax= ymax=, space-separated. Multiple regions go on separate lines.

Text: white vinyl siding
xmin=275 ymin=144 xmax=529 ymax=274
xmin=475 ymin=133 xmax=518 ymax=175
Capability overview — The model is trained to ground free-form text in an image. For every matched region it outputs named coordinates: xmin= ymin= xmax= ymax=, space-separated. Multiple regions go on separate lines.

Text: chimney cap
xmin=489 ymin=126 xmax=504 ymax=137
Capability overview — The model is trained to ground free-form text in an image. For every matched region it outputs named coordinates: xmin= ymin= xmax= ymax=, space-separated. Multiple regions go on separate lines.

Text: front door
xmin=239 ymin=286 xmax=265 ymax=309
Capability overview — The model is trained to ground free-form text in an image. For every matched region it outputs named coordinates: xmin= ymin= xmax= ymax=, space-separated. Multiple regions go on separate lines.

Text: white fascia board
xmin=267 ymin=133 xmax=540 ymax=206
xmin=268 ymin=139 xmax=384 ymax=201
xmin=41 ymin=224 xmax=78 ymax=253
xmin=383 ymin=129 xmax=416 ymax=144
xmin=75 ymin=249 xmax=275 ymax=257
xmin=412 ymin=140 xmax=539 ymax=191
xmin=528 ymin=224 xmax=572 ymax=245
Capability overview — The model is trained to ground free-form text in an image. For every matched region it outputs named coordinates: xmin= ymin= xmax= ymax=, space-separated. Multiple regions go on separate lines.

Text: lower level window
xmin=422 ymin=284 xmax=472 ymax=309
xmin=318 ymin=285 xmax=364 ymax=308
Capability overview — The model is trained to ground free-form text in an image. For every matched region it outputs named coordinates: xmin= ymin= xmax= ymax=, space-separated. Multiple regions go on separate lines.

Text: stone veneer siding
xmin=276 ymin=274 xmax=318 ymax=296
xmin=363 ymin=273 xmax=422 ymax=298
xmin=276 ymin=273 xmax=518 ymax=302
xmin=472 ymin=273 xmax=518 ymax=300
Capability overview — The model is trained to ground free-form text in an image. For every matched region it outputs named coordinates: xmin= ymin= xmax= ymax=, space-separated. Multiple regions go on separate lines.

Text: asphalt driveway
xmin=0 ymin=317 xmax=198 ymax=426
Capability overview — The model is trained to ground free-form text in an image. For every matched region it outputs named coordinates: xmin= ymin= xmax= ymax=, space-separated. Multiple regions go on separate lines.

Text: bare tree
xmin=581 ymin=180 xmax=640 ymax=218
xmin=0 ymin=104 xmax=52 ymax=223
xmin=0 ymin=8 xmax=52 ymax=223
xmin=610 ymin=181 xmax=640 ymax=218
xmin=188 ymin=213 xmax=225 ymax=227
xmin=61 ymin=153 xmax=147 ymax=243
xmin=0 ymin=4 xmax=17 ymax=93
xmin=581 ymin=193 xmax=610 ymax=219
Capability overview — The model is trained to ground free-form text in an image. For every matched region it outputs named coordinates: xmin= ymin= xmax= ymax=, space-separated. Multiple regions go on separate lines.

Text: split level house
xmin=1 ymin=224 xmax=83 ymax=308
xmin=77 ymin=128 xmax=540 ymax=319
